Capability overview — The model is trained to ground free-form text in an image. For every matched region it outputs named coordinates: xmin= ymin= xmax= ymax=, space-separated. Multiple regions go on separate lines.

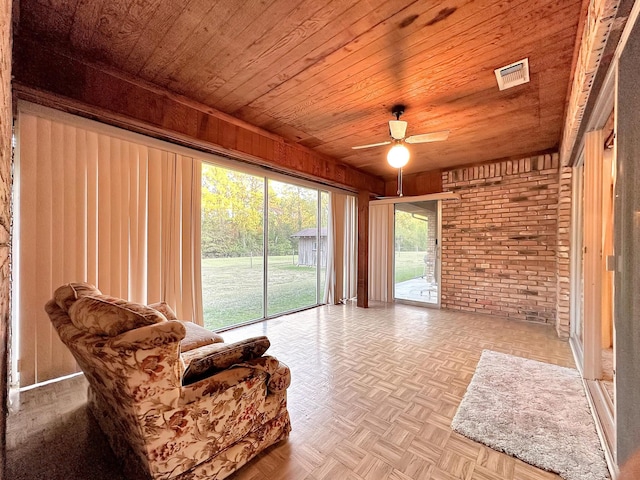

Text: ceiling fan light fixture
xmin=387 ymin=143 xmax=409 ymax=168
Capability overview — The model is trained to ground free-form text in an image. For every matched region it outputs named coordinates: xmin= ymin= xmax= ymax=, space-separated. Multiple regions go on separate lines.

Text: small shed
xmin=291 ymin=227 xmax=327 ymax=267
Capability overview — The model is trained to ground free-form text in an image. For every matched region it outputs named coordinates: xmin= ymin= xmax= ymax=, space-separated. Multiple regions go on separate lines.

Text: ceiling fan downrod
xmin=391 ymin=104 xmax=405 ymax=121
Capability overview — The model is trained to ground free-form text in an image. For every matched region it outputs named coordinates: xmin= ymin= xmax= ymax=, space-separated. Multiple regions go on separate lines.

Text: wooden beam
xmin=357 ymin=190 xmax=369 ymax=308
xmin=12 ymin=37 xmax=385 ymax=195
xmin=384 ymin=169 xmax=443 ymax=198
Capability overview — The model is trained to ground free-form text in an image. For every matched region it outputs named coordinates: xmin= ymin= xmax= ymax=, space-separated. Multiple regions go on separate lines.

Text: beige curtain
xmin=368 ymin=203 xmax=393 ymax=302
xmin=17 ymin=111 xmax=202 ymax=386
xmin=323 ymin=193 xmax=357 ymax=304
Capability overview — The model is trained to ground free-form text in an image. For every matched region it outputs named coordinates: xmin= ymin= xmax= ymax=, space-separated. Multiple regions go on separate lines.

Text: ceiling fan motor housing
xmin=389 ymin=120 xmax=408 ymax=140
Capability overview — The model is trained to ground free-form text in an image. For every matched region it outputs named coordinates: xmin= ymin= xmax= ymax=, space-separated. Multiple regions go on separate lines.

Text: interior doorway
xmin=393 ymin=201 xmax=440 ymax=306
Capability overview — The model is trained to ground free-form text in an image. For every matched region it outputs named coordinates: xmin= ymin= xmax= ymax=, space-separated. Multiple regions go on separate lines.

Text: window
xmin=201 ymin=163 xmax=328 ymax=330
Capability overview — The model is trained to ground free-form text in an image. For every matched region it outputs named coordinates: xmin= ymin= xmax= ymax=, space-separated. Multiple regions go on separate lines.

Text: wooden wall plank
xmin=384 ymin=169 xmax=443 ymax=197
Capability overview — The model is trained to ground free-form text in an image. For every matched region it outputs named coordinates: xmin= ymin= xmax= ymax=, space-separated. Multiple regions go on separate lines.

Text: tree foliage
xmin=201 ymin=164 xmax=323 ymax=258
xmin=395 ymin=210 xmax=428 ymax=251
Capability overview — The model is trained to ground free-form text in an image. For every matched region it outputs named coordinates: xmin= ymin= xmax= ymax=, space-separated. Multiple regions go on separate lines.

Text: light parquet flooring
xmin=7 ymin=302 xmax=576 ymax=480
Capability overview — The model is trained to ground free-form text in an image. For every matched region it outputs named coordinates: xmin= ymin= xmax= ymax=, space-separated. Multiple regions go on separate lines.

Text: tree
xmin=395 ymin=210 xmax=428 ymax=251
xmin=201 ymin=165 xmax=322 ymax=258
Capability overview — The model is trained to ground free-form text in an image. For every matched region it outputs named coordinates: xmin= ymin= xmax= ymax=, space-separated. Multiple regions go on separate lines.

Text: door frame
xmin=392 ymin=200 xmax=442 ymax=308
xmin=369 ymin=192 xmax=459 ymax=308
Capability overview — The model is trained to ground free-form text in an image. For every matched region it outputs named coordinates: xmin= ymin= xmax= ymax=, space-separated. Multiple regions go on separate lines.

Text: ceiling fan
xmin=352 ymin=104 xmax=449 ymax=196
xmin=352 ymin=104 xmax=449 ymax=165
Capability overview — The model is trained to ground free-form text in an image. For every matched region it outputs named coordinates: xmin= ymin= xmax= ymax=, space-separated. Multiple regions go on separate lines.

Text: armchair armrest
xmin=180 ymin=365 xmax=267 ymax=404
xmin=181 ymin=336 xmax=270 ymax=385
xmin=233 ymin=356 xmax=291 ymax=393
xmin=179 ymin=355 xmax=290 ymax=404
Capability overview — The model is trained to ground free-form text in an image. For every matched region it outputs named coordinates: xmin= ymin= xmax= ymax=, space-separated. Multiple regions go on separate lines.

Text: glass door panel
xmin=267 ymin=180 xmax=319 ymax=316
xmin=319 ymin=191 xmax=330 ymax=301
xmin=394 ymin=201 xmax=439 ymax=305
xmin=201 ymin=164 xmax=264 ymax=329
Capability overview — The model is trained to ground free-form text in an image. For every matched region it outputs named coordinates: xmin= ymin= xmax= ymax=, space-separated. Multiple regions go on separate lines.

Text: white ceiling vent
xmin=494 ymin=58 xmax=530 ymax=90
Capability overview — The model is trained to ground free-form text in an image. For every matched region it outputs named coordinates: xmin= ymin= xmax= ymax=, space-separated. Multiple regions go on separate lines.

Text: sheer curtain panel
xmin=323 ymin=193 xmax=357 ymax=304
xmin=16 ymin=110 xmax=203 ymax=386
xmin=368 ymin=203 xmax=393 ymax=302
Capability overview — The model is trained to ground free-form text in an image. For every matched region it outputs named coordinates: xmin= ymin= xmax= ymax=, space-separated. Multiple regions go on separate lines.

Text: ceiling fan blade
xmin=405 ymin=130 xmax=450 ymax=143
xmin=389 ymin=120 xmax=407 ymax=140
xmin=352 ymin=141 xmax=391 ymax=150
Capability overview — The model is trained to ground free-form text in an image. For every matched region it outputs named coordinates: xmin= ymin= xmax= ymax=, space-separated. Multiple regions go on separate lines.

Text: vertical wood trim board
xmin=582 ymin=129 xmax=603 ymax=380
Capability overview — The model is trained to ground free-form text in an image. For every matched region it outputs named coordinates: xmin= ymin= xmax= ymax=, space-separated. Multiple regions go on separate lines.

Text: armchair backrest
xmin=45 ymin=283 xmax=187 ymax=403
xmin=48 ymin=300 xmax=184 ymax=393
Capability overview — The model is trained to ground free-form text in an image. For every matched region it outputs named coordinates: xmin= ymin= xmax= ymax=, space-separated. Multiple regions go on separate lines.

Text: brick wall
xmin=441 ymin=154 xmax=561 ymax=325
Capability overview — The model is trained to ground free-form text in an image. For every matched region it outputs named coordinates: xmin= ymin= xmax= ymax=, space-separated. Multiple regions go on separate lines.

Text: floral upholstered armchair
xmin=45 ymin=282 xmax=291 ymax=480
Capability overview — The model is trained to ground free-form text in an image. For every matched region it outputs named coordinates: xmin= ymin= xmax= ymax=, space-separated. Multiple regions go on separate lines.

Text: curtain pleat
xmin=17 ymin=112 xmax=204 ymax=386
xmin=323 ymin=194 xmax=336 ymax=304
xmin=368 ymin=204 xmax=392 ymax=302
xmin=323 ymin=192 xmax=357 ymax=304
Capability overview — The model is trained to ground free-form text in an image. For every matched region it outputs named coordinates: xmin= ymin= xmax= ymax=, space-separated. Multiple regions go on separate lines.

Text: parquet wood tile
xmin=7 ymin=302 xmax=570 ymax=480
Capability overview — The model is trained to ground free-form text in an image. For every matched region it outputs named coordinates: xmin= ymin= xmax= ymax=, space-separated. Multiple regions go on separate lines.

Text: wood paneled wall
xmin=12 ymin=38 xmax=385 ymax=196
xmin=384 ymin=169 xmax=442 ymax=197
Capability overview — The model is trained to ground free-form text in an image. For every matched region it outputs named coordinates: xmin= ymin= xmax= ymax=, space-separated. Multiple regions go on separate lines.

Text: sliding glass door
xmin=267 ymin=180 xmax=321 ymax=316
xmin=201 ymin=164 xmax=328 ymax=330
xmin=394 ymin=201 xmax=440 ymax=305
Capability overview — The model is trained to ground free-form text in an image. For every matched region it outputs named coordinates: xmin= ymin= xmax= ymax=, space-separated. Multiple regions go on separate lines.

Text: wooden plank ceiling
xmin=18 ymin=0 xmax=582 ymax=179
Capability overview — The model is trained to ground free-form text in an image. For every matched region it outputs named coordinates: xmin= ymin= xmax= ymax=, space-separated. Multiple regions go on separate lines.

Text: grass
xmin=201 ymin=251 xmax=425 ymax=331
xmin=201 ymin=255 xmax=322 ymax=330
xmin=394 ymin=250 xmax=428 ymax=283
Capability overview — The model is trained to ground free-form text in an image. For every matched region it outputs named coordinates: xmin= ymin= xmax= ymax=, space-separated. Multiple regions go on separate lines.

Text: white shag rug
xmin=451 ymin=350 xmax=609 ymax=480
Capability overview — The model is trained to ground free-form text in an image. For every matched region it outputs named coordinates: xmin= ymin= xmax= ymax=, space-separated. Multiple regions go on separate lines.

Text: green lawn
xmin=201 ymin=255 xmax=322 ymax=330
xmin=202 ymin=251 xmax=424 ymax=331
xmin=394 ymin=250 xmax=428 ymax=283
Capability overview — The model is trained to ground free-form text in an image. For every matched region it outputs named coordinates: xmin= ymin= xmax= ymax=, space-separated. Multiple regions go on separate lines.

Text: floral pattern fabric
xmin=182 ymin=336 xmax=271 ymax=385
xmin=45 ymin=283 xmax=291 ymax=480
